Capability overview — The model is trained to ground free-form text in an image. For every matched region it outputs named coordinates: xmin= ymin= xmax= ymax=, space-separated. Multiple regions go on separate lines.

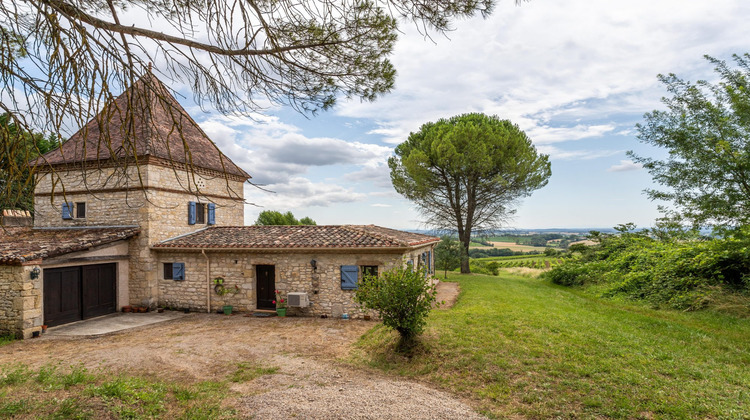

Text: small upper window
xmin=75 ymin=202 xmax=86 ymax=218
xmin=195 ymin=203 xmax=206 ymax=224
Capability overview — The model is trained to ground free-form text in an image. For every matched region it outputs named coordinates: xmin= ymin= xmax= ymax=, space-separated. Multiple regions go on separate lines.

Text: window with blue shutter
xmin=207 ymin=203 xmax=216 ymax=225
xmin=407 ymin=260 xmax=414 ymax=271
xmin=172 ymin=262 xmax=185 ymax=281
xmin=62 ymin=202 xmax=73 ymax=220
xmin=188 ymin=201 xmax=196 ymax=225
xmin=340 ymin=265 xmax=359 ymax=290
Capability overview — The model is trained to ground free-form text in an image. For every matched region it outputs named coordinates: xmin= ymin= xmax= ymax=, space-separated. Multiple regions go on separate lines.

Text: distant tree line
xmin=254 ymin=210 xmax=316 ymax=226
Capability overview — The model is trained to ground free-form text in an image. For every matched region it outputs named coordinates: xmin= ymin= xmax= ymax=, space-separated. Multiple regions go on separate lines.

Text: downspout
xmin=202 ymin=249 xmax=210 ymax=313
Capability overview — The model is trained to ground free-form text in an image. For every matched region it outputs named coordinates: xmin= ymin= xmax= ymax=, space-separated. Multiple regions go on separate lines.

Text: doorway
xmin=256 ymin=265 xmax=276 ymax=310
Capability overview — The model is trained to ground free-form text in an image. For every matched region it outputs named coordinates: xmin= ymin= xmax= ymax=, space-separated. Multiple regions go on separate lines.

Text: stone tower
xmin=33 ymin=74 xmax=251 ymax=306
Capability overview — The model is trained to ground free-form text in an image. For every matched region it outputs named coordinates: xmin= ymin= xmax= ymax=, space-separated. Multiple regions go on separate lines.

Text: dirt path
xmin=436 ymin=281 xmax=460 ymax=308
xmin=0 ymin=282 xmax=479 ymax=418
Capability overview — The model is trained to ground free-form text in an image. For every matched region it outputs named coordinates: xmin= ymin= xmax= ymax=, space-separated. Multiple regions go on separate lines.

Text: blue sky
xmin=184 ymin=1 xmax=750 ymax=230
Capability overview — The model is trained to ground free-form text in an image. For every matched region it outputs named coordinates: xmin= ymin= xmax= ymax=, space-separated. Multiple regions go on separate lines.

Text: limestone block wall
xmin=34 ymin=164 xmax=244 ymax=235
xmin=34 ymin=167 xmax=148 ymax=227
xmin=0 ymin=263 xmax=43 ymax=339
xmin=155 ymin=246 xmax=436 ymax=318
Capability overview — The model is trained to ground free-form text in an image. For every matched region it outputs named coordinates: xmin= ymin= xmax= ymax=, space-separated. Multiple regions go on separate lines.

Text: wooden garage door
xmin=44 ymin=263 xmax=117 ymax=327
xmin=82 ymin=264 xmax=117 ymax=319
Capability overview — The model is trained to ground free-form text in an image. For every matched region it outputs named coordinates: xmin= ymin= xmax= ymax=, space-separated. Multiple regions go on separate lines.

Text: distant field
xmin=473 ymin=255 xmax=565 ymax=269
xmin=470 ymin=240 xmax=543 ymax=252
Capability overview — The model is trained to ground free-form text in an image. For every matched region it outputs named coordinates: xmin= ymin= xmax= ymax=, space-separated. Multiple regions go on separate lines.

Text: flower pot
xmin=122 ymin=306 xmax=132 ymax=313
xmin=223 ymin=305 xmax=233 ymax=315
xmin=276 ymin=308 xmax=286 ymax=317
xmin=41 ymin=325 xmax=48 ymax=333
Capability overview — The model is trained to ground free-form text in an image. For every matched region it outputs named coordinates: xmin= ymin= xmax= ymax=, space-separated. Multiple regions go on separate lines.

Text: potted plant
xmin=274 ymin=290 xmax=287 ymax=317
xmin=213 ymin=277 xmax=240 ymax=315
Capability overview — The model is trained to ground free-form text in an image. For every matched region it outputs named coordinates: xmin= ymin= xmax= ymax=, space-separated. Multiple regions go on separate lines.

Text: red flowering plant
xmin=273 ymin=290 xmax=287 ymax=309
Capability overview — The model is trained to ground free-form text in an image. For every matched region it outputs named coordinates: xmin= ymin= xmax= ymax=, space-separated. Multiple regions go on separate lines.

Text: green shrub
xmin=486 ymin=262 xmax=499 ymax=276
xmin=354 ymin=267 xmax=437 ymax=347
xmin=544 ymin=227 xmax=750 ymax=310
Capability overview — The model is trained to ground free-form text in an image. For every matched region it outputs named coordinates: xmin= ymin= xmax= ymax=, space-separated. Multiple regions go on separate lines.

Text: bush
xmin=354 ymin=267 xmax=438 ymax=347
xmin=543 ymin=227 xmax=750 ymax=311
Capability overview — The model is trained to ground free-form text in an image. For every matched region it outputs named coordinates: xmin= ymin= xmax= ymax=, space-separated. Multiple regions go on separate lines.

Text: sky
xmin=181 ymin=1 xmax=750 ymax=230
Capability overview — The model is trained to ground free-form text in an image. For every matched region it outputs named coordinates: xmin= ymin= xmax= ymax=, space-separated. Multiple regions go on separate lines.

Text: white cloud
xmin=244 ymin=177 xmax=366 ymax=223
xmin=536 ymin=145 xmax=621 ymax=161
xmin=199 ymin=114 xmax=391 ymax=186
xmin=334 ymin=1 xmax=750 ymax=155
xmin=607 ymin=160 xmax=643 ymax=172
xmin=344 ymin=161 xmax=392 ymax=188
xmin=371 ymin=203 xmax=392 ymax=208
xmin=526 ymin=124 xmax=616 ymax=145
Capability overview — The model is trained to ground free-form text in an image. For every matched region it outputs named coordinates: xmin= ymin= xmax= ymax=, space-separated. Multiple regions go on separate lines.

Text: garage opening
xmin=44 ymin=263 xmax=117 ymax=327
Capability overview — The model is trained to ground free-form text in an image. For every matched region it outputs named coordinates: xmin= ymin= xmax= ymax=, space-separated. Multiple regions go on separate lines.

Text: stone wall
xmin=154 ymin=244 xmax=435 ymax=318
xmin=34 ymin=164 xmax=244 ymax=236
xmin=0 ymin=263 xmax=43 ymax=339
xmin=34 ymin=162 xmax=246 ymax=308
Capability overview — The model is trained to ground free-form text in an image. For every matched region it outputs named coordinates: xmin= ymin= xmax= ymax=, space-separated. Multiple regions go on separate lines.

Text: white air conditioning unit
xmin=287 ymin=292 xmax=309 ymax=308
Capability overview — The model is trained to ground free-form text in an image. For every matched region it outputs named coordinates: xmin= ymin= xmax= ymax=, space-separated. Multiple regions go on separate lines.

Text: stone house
xmin=0 ymin=74 xmax=438 ymax=338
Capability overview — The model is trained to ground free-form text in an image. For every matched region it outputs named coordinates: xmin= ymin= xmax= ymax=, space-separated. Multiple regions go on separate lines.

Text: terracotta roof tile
xmin=152 ymin=225 xmax=439 ymax=250
xmin=34 ymin=74 xmax=250 ymax=180
xmin=0 ymin=227 xmax=140 ymax=264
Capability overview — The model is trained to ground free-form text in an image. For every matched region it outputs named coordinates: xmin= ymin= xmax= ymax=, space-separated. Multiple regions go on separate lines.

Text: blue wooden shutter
xmin=207 ymin=203 xmax=216 ymax=225
xmin=188 ymin=202 xmax=196 ymax=225
xmin=428 ymin=250 xmax=433 ymax=274
xmin=407 ymin=260 xmax=414 ymax=271
xmin=172 ymin=263 xmax=185 ymax=281
xmin=62 ymin=202 xmax=73 ymax=220
xmin=340 ymin=265 xmax=359 ymax=290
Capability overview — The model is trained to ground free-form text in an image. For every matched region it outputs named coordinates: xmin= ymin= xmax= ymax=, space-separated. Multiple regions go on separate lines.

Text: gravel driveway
xmin=0 ymin=283 xmax=483 ymax=418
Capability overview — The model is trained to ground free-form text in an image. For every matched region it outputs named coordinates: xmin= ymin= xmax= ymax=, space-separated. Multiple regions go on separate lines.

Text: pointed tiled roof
xmin=152 ymin=225 xmax=439 ymax=250
xmin=36 ymin=73 xmax=250 ymax=180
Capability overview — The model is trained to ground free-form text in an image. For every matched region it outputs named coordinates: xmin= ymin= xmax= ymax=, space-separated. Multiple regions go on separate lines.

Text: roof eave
xmin=150 ymin=245 xmax=418 ymax=253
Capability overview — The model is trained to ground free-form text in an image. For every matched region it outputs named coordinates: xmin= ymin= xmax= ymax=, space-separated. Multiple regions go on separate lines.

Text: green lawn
xmin=351 ymin=273 xmax=750 ymax=418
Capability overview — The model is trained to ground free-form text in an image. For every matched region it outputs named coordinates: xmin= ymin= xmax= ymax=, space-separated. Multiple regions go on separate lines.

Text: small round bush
xmin=354 ymin=266 xmax=438 ymax=347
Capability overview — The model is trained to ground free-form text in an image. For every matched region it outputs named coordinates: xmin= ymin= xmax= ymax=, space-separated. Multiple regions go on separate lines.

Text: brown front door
xmin=256 ymin=265 xmax=276 ymax=310
xmin=44 ymin=263 xmax=117 ymax=327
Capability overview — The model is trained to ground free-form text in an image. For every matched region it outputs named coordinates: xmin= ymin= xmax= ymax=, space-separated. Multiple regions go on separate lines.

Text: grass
xmin=230 ymin=361 xmax=280 ymax=382
xmin=350 ymin=272 xmax=750 ymax=418
xmin=0 ymin=335 xmax=14 ymax=347
xmin=0 ymin=358 xmax=279 ymax=419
